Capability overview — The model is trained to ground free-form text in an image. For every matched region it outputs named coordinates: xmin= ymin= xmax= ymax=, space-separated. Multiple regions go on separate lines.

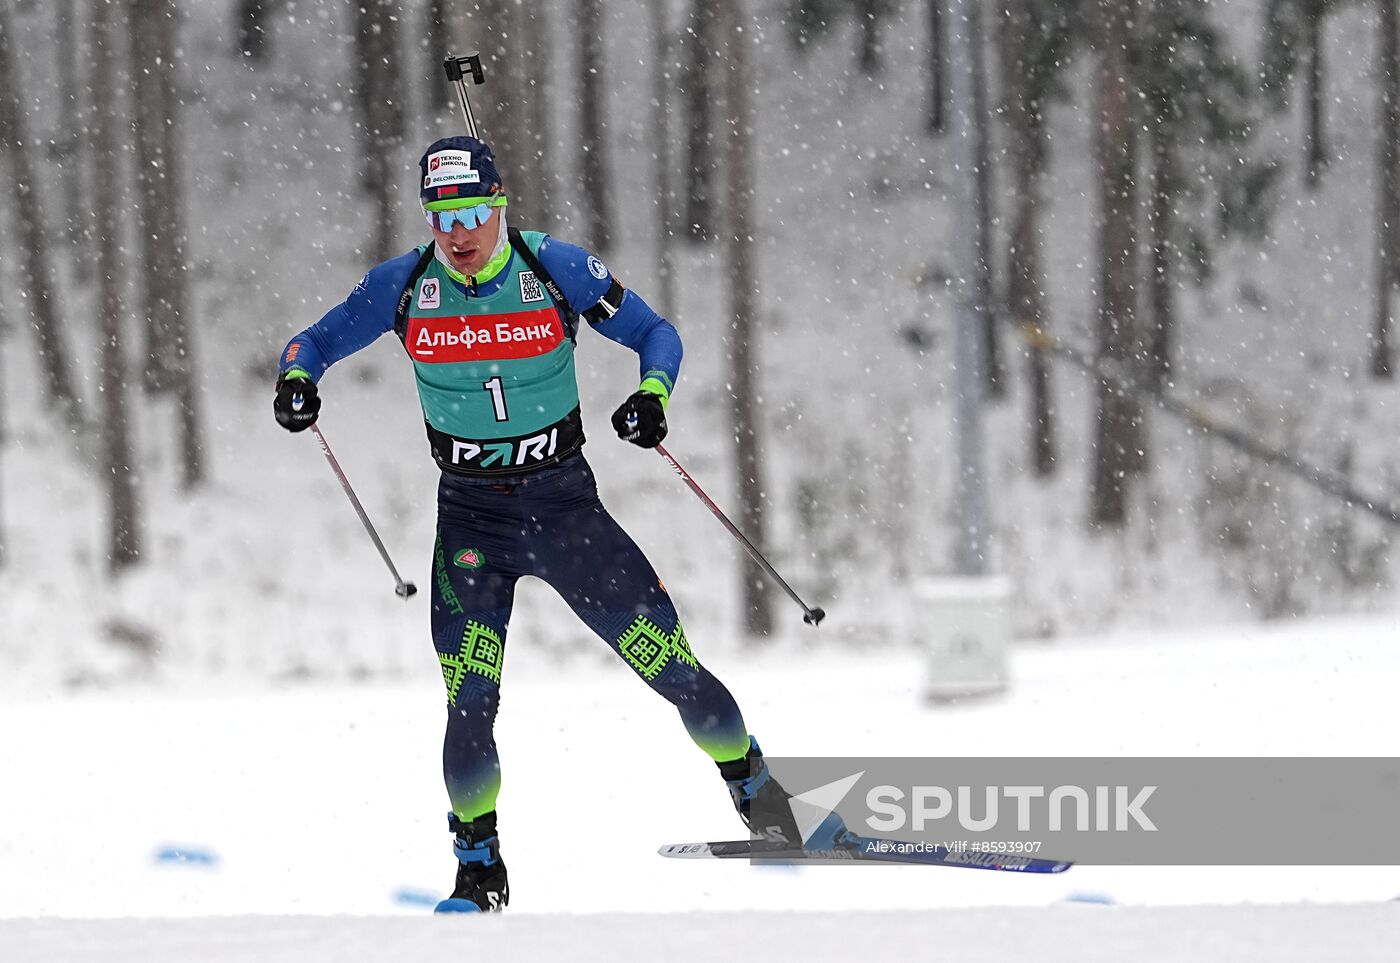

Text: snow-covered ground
xmin=2 ymin=613 xmax=1397 ymax=958
xmin=6 ymin=904 xmax=1399 ymax=963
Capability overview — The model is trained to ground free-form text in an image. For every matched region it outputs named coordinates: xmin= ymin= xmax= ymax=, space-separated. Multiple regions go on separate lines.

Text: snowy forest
xmin=5 ymin=0 xmax=1400 ymax=949
xmin=3 ymin=0 xmax=1400 ymax=686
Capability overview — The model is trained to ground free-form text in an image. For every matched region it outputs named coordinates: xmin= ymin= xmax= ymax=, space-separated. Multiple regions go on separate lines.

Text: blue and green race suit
xmin=278 ymin=231 xmax=751 ymax=824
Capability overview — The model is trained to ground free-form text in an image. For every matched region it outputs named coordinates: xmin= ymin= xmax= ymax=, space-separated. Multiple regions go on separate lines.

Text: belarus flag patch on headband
xmin=437 ymin=185 xmax=460 ymax=198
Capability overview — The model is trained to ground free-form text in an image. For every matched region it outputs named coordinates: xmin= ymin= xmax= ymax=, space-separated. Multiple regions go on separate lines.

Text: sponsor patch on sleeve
xmin=587 ymin=256 xmax=609 ymax=280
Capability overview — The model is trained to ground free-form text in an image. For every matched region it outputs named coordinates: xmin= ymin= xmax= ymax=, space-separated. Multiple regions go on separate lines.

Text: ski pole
xmin=443 ymin=53 xmax=486 ymax=138
xmin=310 ymin=424 xmax=417 ymax=600
xmin=655 ymin=444 xmax=826 ymax=627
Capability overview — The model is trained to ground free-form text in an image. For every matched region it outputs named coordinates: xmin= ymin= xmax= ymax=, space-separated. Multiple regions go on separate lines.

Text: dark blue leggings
xmin=430 ymin=454 xmax=750 ymax=821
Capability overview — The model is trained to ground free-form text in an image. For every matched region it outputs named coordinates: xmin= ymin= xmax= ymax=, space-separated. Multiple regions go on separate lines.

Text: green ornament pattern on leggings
xmin=440 ymin=621 xmax=505 ymax=704
xmin=617 ymin=615 xmax=698 ymax=681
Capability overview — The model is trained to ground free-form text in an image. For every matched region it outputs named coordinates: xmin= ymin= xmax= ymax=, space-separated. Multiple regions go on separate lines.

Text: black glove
xmin=274 ymin=373 xmax=321 ymax=432
xmin=611 ymin=390 xmax=667 ymax=448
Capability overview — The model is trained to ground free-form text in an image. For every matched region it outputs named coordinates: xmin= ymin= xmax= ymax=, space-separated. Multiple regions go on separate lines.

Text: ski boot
xmin=718 ymin=737 xmax=849 ymax=850
xmin=434 ymin=811 xmax=509 ymax=913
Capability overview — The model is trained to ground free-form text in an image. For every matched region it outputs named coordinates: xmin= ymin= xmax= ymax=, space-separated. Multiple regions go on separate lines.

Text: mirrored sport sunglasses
xmin=424 ymin=197 xmax=507 ymax=232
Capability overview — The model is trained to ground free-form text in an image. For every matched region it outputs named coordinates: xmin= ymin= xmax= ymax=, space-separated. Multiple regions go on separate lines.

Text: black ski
xmin=659 ymin=835 xmax=1072 ymax=874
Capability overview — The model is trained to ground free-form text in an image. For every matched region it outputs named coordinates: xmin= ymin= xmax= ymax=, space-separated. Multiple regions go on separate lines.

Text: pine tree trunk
xmin=131 ymin=0 xmax=204 ymax=486
xmin=651 ymin=1 xmax=677 ymax=317
xmin=523 ymin=3 xmax=555 ymax=232
xmin=444 ymin=5 xmax=538 ymax=226
xmin=131 ymin=0 xmax=173 ymax=391
xmin=682 ymin=0 xmax=717 ymax=242
xmin=92 ymin=0 xmax=141 ymax=571
xmin=1147 ymin=103 xmax=1174 ymax=392
xmin=132 ymin=0 xmax=164 ymax=390
xmin=1374 ymin=0 xmax=1399 ymax=379
xmin=1000 ymin=0 xmax=1055 ymax=476
xmin=355 ymin=0 xmax=405 ymax=264
xmin=720 ymin=0 xmax=773 ymax=638
xmin=856 ymin=0 xmax=883 ymax=75
xmin=969 ymin=0 xmax=1004 ymax=398
xmin=236 ymin=0 xmax=284 ymax=63
xmin=1305 ymin=7 xmax=1327 ymax=189
xmin=1090 ymin=0 xmax=1142 ymax=528
xmin=928 ymin=0 xmax=946 ymax=134
xmin=54 ymin=0 xmax=84 ymax=248
xmin=1026 ymin=253 xmax=1056 ymax=476
xmin=947 ymin=0 xmax=990 ymax=574
xmin=158 ymin=0 xmax=203 ymax=487
xmin=0 ymin=248 xmax=7 ymax=569
xmin=420 ymin=0 xmax=447 ymax=125
xmin=0 ymin=2 xmax=84 ymax=433
xmin=577 ymin=0 xmax=613 ymax=253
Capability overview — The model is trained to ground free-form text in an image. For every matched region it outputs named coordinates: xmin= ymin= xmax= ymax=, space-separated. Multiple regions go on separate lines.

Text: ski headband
xmin=419 ymin=135 xmax=504 ymax=206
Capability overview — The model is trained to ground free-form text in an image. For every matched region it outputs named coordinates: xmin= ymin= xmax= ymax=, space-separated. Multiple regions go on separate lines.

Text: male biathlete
xmin=274 ymin=136 xmax=816 ymax=912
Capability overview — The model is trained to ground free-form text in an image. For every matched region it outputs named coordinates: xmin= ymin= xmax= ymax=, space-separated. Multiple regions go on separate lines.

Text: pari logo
xmin=448 ymin=427 xmax=562 ymax=470
xmin=864 ymin=782 xmax=1158 ymax=833
xmin=418 ymin=278 xmax=441 ymax=309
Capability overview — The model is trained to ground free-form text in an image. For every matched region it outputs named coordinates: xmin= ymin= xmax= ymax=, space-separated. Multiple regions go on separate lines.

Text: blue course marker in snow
xmin=1062 ymin=891 xmax=1117 ymax=905
xmin=393 ymin=888 xmax=441 ymax=908
xmin=154 ymin=846 xmax=220 ymax=867
xmin=752 ymin=861 xmax=804 ymax=875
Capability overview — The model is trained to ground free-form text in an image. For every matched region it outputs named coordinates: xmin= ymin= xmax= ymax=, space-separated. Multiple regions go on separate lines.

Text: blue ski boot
xmin=718 ymin=737 xmax=849 ymax=850
xmin=434 ymin=812 xmax=509 ymax=913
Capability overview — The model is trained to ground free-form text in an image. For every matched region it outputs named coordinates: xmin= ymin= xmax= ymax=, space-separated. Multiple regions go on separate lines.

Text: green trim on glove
xmin=281 ymin=366 xmax=313 ymax=383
